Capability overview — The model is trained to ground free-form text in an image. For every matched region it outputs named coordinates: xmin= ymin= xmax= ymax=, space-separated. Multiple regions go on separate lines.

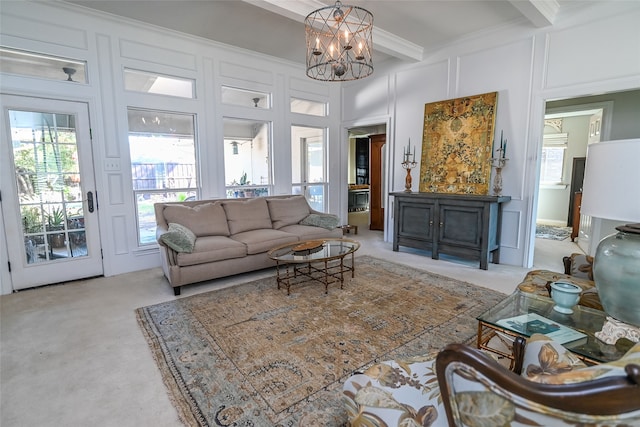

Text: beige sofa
xmin=155 ymin=195 xmax=343 ymax=295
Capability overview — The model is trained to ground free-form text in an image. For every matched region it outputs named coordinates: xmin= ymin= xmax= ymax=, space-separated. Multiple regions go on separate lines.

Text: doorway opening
xmin=532 ymin=88 xmax=640 ymax=270
xmin=346 ymin=125 xmax=387 ymax=232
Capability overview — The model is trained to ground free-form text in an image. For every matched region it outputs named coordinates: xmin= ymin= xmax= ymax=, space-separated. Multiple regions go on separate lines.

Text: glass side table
xmin=477 ymin=291 xmax=632 ymax=367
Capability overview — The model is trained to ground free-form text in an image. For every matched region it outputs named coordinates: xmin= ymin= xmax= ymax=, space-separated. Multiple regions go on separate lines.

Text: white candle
xmin=344 ymin=29 xmax=349 ymax=44
xmin=315 ymin=37 xmax=320 ymax=50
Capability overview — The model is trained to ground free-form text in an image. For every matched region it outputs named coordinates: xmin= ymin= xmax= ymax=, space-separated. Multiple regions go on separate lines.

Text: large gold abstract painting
xmin=419 ymin=92 xmax=497 ymax=195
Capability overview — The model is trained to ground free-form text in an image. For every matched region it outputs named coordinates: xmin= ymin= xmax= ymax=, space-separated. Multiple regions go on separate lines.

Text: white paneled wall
xmin=0 ymin=1 xmax=341 ymax=293
xmin=343 ymin=2 xmax=640 ymax=268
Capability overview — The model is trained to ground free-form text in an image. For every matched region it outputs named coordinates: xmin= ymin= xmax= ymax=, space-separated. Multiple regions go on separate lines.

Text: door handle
xmin=87 ymin=191 xmax=94 ymax=213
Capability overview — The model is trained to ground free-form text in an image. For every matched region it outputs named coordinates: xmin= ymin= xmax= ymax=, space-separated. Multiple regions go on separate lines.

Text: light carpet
xmin=136 ymin=255 xmax=504 ymax=426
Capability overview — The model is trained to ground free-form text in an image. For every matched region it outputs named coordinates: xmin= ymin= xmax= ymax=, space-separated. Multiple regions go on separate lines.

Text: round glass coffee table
xmin=267 ymin=238 xmax=360 ymax=295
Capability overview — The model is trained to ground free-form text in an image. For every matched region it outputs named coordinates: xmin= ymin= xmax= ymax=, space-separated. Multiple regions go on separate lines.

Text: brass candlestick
xmin=402 ymin=160 xmax=417 ymax=192
xmin=489 ymin=157 xmax=508 ymax=196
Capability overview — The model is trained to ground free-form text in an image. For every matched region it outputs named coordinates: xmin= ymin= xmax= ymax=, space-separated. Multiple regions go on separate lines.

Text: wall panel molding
xmin=219 ymin=61 xmax=273 ymax=85
xmin=1 ymin=12 xmax=88 ymax=50
xmin=111 ymin=216 xmax=129 ymax=255
xmin=119 ymin=39 xmax=197 ymax=71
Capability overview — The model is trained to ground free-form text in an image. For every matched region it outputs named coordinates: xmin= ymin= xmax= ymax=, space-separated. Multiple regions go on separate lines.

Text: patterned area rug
xmin=136 ymin=255 xmax=504 ymax=426
xmin=535 ymin=224 xmax=572 ymax=240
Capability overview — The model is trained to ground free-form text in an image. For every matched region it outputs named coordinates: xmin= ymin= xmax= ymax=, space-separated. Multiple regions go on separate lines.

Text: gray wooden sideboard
xmin=391 ymin=192 xmax=511 ymax=270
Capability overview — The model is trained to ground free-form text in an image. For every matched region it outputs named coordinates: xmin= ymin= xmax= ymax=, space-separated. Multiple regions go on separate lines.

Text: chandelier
xmin=305 ymin=1 xmax=373 ymax=81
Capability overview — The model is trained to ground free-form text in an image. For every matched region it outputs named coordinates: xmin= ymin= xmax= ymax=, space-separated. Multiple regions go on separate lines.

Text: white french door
xmin=0 ymin=95 xmax=103 ymax=290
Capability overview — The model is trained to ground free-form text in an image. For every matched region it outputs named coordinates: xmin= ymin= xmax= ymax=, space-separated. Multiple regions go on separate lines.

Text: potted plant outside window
xmin=46 ymin=207 xmax=66 ymax=248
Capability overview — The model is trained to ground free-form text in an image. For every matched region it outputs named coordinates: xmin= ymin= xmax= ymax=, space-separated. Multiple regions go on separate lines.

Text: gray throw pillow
xmin=160 ymin=223 xmax=196 ymax=253
xmin=299 ymin=213 xmax=340 ymax=230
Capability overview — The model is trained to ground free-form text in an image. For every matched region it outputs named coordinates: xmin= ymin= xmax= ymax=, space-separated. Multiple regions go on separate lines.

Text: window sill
xmin=540 ymin=183 xmax=568 ymax=190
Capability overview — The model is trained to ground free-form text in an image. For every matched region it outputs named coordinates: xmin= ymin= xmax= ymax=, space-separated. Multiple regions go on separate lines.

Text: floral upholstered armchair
xmin=342 ymin=334 xmax=640 ymax=426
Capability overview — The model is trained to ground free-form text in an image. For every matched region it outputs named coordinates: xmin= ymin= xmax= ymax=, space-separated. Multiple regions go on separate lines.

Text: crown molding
xmin=509 ymin=0 xmax=560 ymax=27
xmin=245 ymin=0 xmax=423 ymax=61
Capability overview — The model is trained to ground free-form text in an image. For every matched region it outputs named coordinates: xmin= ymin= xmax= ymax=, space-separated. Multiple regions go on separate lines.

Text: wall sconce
xmin=231 ymin=141 xmax=239 ymax=155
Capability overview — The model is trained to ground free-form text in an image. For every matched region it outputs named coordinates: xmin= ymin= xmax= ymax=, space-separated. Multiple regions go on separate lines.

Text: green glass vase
xmin=593 ymin=223 xmax=640 ymax=327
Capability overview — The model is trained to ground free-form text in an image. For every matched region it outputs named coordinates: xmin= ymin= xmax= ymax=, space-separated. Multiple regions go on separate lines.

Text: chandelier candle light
xmin=490 ymin=130 xmax=508 ymax=196
xmin=305 ymin=1 xmax=373 ymax=81
xmin=401 ymin=139 xmax=417 ymax=192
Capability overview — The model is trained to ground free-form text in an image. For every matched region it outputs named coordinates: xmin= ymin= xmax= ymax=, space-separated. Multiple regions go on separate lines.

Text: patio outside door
xmin=0 ymin=95 xmax=103 ymax=290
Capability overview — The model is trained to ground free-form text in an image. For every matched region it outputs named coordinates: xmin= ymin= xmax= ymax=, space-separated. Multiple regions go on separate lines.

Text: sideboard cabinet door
xmin=393 ymin=199 xmax=436 ymax=252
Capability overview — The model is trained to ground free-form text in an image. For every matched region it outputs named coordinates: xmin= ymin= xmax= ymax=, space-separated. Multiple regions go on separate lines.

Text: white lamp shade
xmin=580 ymin=138 xmax=640 ymax=222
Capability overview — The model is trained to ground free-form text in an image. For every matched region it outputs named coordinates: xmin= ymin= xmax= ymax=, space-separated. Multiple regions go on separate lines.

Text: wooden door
xmin=567 ymin=157 xmax=585 ymax=226
xmin=369 ymin=134 xmax=386 ymax=230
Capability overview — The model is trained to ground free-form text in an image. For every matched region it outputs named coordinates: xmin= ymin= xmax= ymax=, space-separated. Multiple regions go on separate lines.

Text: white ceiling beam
xmin=244 ymin=0 xmax=423 ymax=61
xmin=509 ymin=0 xmax=560 ymax=27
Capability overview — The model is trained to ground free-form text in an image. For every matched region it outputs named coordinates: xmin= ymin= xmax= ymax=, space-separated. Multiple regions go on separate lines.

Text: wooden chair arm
xmin=436 ymin=343 xmax=640 ymax=423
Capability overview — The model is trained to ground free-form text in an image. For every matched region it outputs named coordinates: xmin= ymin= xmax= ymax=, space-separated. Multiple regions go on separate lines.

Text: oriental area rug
xmin=136 ymin=256 xmax=504 ymax=426
xmin=535 ymin=224 xmax=572 ymax=241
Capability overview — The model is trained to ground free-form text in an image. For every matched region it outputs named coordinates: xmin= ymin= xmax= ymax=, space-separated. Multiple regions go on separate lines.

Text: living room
xmin=1 ymin=1 xmax=639 ymax=425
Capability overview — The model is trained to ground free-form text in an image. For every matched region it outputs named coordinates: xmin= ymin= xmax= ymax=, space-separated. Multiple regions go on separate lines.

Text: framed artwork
xmin=419 ymin=92 xmax=498 ymax=195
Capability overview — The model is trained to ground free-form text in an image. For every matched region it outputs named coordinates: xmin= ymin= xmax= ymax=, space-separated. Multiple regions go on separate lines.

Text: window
xmin=0 ymin=47 xmax=87 ymax=83
xmin=221 ymin=86 xmax=270 ymax=109
xmin=124 ymin=69 xmax=195 ymax=98
xmin=224 ymin=118 xmax=272 ymax=198
xmin=290 ymin=97 xmax=327 ymax=116
xmin=127 ymin=109 xmax=198 ymax=245
xmin=540 ymin=133 xmax=569 ymax=184
xmin=291 ymin=126 xmax=326 ymax=211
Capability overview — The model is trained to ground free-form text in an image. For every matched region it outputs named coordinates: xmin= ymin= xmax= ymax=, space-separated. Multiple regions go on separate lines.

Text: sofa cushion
xmin=279 ymin=224 xmax=343 ymax=240
xmin=160 ymin=223 xmax=196 ymax=253
xmin=267 ymin=196 xmax=311 ymax=229
xmin=223 ymin=198 xmax=273 ymax=234
xmin=163 ymin=202 xmax=230 ymax=237
xmin=176 ymin=236 xmax=246 ymax=267
xmin=299 ymin=213 xmax=340 ymax=229
xmin=230 ymin=229 xmax=298 ymax=255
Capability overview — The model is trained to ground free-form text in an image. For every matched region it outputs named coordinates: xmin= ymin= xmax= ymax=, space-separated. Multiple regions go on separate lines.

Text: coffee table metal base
xmin=274 ymin=255 xmax=355 ymax=295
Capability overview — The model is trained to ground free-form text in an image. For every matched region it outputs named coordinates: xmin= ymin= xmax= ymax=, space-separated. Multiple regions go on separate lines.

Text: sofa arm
xmin=156 ymin=226 xmax=179 ymax=267
xmin=156 ymin=223 xmax=169 ymax=244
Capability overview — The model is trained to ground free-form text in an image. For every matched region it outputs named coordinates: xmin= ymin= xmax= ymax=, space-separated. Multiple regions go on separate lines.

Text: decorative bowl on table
xmin=550 ymin=281 xmax=582 ymax=314
xmin=293 ymin=240 xmax=324 ymax=255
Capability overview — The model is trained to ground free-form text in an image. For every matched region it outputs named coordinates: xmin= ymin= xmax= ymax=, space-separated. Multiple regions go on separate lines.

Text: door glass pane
xmin=9 ymin=110 xmax=87 ymax=264
xmin=128 ymin=109 xmax=198 ymax=245
xmin=224 ymin=118 xmax=271 ymax=198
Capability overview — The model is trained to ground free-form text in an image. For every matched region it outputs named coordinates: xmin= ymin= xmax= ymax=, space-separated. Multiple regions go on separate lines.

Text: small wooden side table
xmin=340 ymin=224 xmax=358 ymax=235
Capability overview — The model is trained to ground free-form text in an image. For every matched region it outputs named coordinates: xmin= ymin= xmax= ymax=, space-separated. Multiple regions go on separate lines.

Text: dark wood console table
xmin=391 ymin=192 xmax=510 ymax=269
